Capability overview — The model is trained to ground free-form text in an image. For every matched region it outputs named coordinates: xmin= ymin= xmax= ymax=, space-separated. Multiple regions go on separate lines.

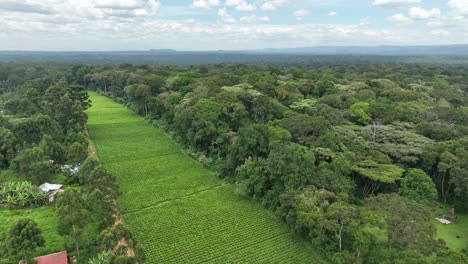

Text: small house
xmin=19 ymin=251 xmax=68 ymax=264
xmin=39 ymin=182 xmax=64 ymax=203
xmin=35 ymin=251 xmax=68 ymax=264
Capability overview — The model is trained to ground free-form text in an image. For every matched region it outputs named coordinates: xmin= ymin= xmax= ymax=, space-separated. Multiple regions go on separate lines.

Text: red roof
xmin=34 ymin=251 xmax=68 ymax=264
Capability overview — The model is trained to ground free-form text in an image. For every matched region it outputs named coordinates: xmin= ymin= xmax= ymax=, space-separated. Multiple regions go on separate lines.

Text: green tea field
xmin=86 ymin=92 xmax=320 ymax=263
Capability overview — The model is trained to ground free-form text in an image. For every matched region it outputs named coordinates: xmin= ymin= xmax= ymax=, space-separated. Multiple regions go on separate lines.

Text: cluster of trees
xmin=56 ymin=157 xmax=144 ymax=263
xmin=75 ymin=62 xmax=468 ymax=263
xmin=0 ymin=66 xmax=90 ymax=185
xmin=0 ymin=66 xmax=143 ymax=263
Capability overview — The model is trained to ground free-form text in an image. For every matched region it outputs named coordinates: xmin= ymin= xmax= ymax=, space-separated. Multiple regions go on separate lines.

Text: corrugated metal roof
xmin=39 ymin=183 xmax=63 ymax=192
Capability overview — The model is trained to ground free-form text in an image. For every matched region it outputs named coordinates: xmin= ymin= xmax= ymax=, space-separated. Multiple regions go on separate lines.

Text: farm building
xmin=19 ymin=251 xmax=68 ymax=264
xmin=39 ymin=183 xmax=64 ymax=203
xmin=60 ymin=164 xmax=80 ymax=175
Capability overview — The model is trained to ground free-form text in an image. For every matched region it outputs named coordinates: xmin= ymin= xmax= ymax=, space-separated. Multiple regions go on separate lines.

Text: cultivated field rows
xmin=86 ymin=92 xmax=320 ymax=263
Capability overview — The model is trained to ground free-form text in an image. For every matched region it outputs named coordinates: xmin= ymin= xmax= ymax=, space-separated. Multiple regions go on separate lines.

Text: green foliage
xmin=78 ymin=156 xmax=101 ymax=185
xmin=11 ymin=147 xmax=55 ymax=185
xmin=45 ymin=82 xmax=87 ymax=133
xmin=0 ymin=207 xmax=64 ymax=262
xmin=82 ymin=61 xmax=468 ymax=263
xmin=56 ymin=188 xmax=89 ymax=255
xmin=352 ymin=159 xmax=405 ymax=196
xmin=88 ymin=250 xmax=112 ymax=264
xmin=67 ymin=142 xmax=88 ymax=165
xmin=315 ymin=80 xmax=337 ymax=97
xmin=8 ymin=218 xmax=45 ymax=262
xmin=0 ymin=128 xmax=16 ymax=167
xmin=363 ymin=123 xmax=433 ymax=166
xmin=280 ymin=113 xmax=330 ymax=146
xmin=366 ymin=194 xmax=437 ymax=255
xmin=399 ymin=169 xmax=438 ymax=203
xmin=124 ymin=84 xmax=151 ymax=114
xmin=350 ymin=102 xmax=372 ymax=124
xmin=352 ymin=160 xmax=404 ymax=183
xmin=12 ymin=114 xmax=63 ymax=148
xmin=4 ymin=61 xmax=468 ymax=263
xmin=39 ymin=134 xmax=65 ymax=163
xmin=0 ymin=181 xmax=48 ymax=209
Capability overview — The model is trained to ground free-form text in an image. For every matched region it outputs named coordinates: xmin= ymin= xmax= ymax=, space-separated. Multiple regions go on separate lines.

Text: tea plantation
xmin=86 ymin=92 xmax=320 ymax=263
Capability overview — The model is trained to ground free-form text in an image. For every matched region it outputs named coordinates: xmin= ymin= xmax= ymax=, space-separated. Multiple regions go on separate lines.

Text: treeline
xmin=0 ymin=65 xmax=143 ymax=263
xmin=73 ymin=62 xmax=468 ymax=263
xmin=57 ymin=157 xmax=145 ymax=263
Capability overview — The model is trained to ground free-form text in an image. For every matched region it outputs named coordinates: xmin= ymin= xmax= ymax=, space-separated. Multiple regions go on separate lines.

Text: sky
xmin=0 ymin=0 xmax=467 ymax=51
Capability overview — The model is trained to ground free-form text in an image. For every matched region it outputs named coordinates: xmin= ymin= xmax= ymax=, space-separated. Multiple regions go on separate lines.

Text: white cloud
xmin=328 ymin=11 xmax=337 ymax=16
xmin=409 ymin=7 xmax=440 ymax=19
xmin=239 ymin=15 xmax=270 ymax=23
xmin=94 ymin=0 xmax=147 ymax=10
xmin=0 ymin=0 xmax=56 ymax=14
xmin=192 ymin=0 xmax=220 ymax=9
xmin=0 ymin=0 xmax=466 ymax=50
xmin=372 ymin=0 xmax=420 ymax=8
xmin=259 ymin=0 xmax=288 ymax=11
xmin=447 ymin=0 xmax=468 ymax=16
xmin=224 ymin=0 xmax=256 ymax=12
xmin=293 ymin=9 xmax=309 ymax=21
xmin=0 ymin=17 xmax=465 ymax=50
xmin=236 ymin=2 xmax=256 ymax=11
xmin=0 ymin=0 xmax=161 ymax=17
xmin=225 ymin=0 xmax=243 ymax=6
xmin=387 ymin=13 xmax=413 ymax=25
xmin=388 ymin=13 xmax=412 ymax=24
xmin=218 ymin=7 xmax=236 ymax=23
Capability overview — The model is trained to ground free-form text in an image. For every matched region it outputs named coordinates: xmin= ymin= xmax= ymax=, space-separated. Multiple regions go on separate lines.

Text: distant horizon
xmin=1 ymin=43 xmax=468 ymax=53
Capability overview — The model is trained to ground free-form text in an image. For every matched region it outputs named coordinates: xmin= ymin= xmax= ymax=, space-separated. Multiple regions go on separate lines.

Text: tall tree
xmin=8 ymin=218 xmax=45 ymax=264
xmin=399 ymin=169 xmax=438 ymax=203
xmin=57 ymin=188 xmax=89 ymax=256
xmin=11 ymin=147 xmax=54 ymax=185
xmin=0 ymin=128 xmax=17 ymax=167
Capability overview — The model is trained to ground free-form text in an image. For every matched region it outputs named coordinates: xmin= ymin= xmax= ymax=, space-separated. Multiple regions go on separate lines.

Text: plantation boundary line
xmin=84 ymin=124 xmax=100 ymax=160
xmin=122 ymin=183 xmax=225 ymax=214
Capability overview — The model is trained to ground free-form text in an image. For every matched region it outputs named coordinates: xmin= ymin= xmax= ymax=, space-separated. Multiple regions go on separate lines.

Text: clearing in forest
xmin=86 ymin=92 xmax=320 ymax=263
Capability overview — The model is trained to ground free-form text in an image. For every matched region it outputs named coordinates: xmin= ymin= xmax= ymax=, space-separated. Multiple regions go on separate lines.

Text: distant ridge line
xmin=1 ymin=44 xmax=468 ymax=55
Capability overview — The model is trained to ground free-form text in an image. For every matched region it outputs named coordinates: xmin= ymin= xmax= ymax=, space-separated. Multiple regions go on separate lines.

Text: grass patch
xmin=87 ymin=92 xmax=320 ymax=263
xmin=433 ymin=205 xmax=468 ymax=251
xmin=0 ymin=169 xmax=19 ymax=183
xmin=0 ymin=206 xmax=64 ymax=257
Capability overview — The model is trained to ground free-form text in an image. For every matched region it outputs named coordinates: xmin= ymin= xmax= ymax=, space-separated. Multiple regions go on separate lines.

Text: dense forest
xmin=1 ymin=60 xmax=468 ymax=263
